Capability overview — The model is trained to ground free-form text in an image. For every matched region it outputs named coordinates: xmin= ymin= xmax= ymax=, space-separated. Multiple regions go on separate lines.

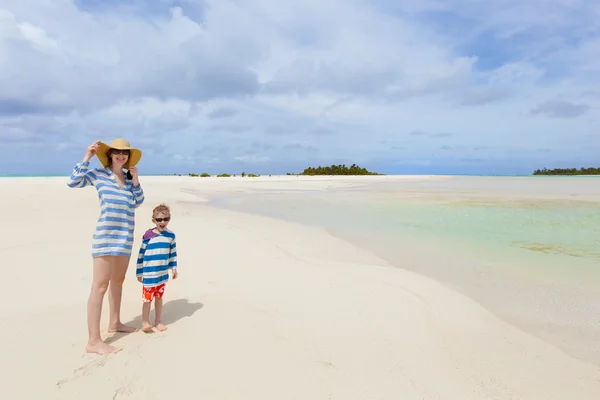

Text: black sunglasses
xmin=110 ymin=149 xmax=130 ymax=155
xmin=154 ymin=217 xmax=170 ymax=222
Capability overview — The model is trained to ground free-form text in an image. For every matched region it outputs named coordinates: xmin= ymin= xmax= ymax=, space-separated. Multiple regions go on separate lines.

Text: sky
xmin=0 ymin=0 xmax=599 ymax=175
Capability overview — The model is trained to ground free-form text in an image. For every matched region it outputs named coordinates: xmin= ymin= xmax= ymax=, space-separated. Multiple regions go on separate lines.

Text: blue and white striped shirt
xmin=136 ymin=228 xmax=178 ymax=288
xmin=67 ymin=161 xmax=145 ymax=258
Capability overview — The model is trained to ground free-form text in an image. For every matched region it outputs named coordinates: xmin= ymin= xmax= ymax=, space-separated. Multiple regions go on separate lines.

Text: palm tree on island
xmin=288 ymin=163 xmax=383 ymax=176
xmin=532 ymin=167 xmax=600 ymax=175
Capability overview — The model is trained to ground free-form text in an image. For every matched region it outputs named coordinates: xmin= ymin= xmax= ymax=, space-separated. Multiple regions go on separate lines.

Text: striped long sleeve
xmin=67 ymin=161 xmax=97 ymax=188
xmin=169 ymin=237 xmax=177 ymax=270
xmin=131 ymin=183 xmax=145 ymax=208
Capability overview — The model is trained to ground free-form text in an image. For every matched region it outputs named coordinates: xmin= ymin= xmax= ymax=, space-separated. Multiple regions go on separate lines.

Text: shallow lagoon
xmin=212 ymin=176 xmax=600 ymax=365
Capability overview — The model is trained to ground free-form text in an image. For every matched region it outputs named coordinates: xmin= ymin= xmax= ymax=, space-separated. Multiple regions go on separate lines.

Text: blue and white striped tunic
xmin=136 ymin=228 xmax=178 ymax=288
xmin=67 ymin=161 xmax=145 ymax=258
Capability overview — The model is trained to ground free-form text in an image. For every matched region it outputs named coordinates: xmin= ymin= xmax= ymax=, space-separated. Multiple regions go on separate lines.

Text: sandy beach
xmin=1 ymin=175 xmax=599 ymax=400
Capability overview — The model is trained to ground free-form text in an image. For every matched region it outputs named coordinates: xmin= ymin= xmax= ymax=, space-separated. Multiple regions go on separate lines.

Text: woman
xmin=67 ymin=138 xmax=145 ymax=354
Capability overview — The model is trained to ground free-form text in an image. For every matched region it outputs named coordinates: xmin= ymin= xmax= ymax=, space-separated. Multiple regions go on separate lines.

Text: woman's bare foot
xmin=86 ymin=341 xmax=118 ymax=355
xmin=155 ymin=323 xmax=168 ymax=332
xmin=141 ymin=323 xmax=154 ymax=332
xmin=108 ymin=323 xmax=138 ymax=333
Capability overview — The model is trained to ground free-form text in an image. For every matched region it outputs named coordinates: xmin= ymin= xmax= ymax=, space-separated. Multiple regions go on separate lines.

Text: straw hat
xmin=96 ymin=138 xmax=142 ymax=169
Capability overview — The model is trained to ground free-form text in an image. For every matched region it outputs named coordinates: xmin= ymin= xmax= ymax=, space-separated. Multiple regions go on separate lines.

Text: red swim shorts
xmin=143 ymin=283 xmax=166 ymax=302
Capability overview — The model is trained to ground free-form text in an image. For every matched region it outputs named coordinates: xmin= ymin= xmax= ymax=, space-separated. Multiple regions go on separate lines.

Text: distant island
xmin=180 ymin=164 xmax=383 ymax=177
xmin=532 ymin=167 xmax=600 ymax=176
xmin=289 ymin=164 xmax=384 ymax=176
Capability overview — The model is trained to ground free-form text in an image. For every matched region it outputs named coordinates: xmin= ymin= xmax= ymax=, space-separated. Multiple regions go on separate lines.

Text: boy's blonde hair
xmin=152 ymin=203 xmax=171 ymax=218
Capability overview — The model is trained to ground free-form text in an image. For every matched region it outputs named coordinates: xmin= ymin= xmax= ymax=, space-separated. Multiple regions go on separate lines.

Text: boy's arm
xmin=169 ymin=236 xmax=178 ymax=276
xmin=136 ymin=240 xmax=148 ymax=280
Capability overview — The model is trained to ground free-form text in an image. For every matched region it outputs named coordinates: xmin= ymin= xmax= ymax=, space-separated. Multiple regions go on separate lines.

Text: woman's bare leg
xmin=107 ymin=255 xmax=138 ymax=333
xmin=87 ymin=256 xmax=116 ymax=354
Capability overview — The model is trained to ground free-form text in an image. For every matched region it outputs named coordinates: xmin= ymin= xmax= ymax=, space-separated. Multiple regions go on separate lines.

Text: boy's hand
xmin=172 ymin=269 xmax=178 ymax=279
xmin=137 ymin=277 xmax=142 ymax=283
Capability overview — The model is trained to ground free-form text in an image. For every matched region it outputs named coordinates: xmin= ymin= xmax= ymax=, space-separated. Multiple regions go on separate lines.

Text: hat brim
xmin=96 ymin=141 xmax=142 ymax=169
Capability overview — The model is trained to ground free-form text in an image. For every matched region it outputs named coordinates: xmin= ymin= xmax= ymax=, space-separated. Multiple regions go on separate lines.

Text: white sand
xmin=1 ymin=175 xmax=599 ymax=400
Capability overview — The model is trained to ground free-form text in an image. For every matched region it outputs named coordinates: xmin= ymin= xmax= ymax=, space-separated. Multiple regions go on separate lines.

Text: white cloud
xmin=234 ymin=154 xmax=270 ymax=163
xmin=0 ymin=0 xmax=598 ymax=175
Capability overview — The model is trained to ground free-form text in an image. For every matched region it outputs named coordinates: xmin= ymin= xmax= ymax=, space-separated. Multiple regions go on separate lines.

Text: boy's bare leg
xmin=107 ymin=256 xmax=138 ymax=333
xmin=87 ymin=256 xmax=117 ymax=354
xmin=142 ymin=301 xmax=153 ymax=331
xmin=154 ymin=297 xmax=167 ymax=331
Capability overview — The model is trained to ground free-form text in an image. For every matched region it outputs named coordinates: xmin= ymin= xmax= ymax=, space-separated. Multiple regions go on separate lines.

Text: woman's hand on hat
xmin=84 ymin=141 xmax=101 ymax=162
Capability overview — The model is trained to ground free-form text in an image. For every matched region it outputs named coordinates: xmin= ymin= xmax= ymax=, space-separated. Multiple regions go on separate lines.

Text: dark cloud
xmin=0 ymin=99 xmax=62 ymax=116
xmin=134 ymin=63 xmax=260 ymax=104
xmin=282 ymin=142 xmax=319 ymax=152
xmin=148 ymin=114 xmax=191 ymax=132
xmin=75 ymin=0 xmax=206 ymax=23
xmin=261 ymin=55 xmax=475 ymax=103
xmin=265 ymin=124 xmax=299 ymax=135
xmin=193 ymin=143 xmax=228 ymax=158
xmin=262 ymin=59 xmax=402 ymax=98
xmin=209 ymin=124 xmax=249 ymax=134
xmin=459 ymin=157 xmax=487 ymax=163
xmin=0 ymin=115 xmax=84 ymax=146
xmin=0 ymin=127 xmax=38 ymax=143
xmin=265 ymin=124 xmax=335 ymax=136
xmin=250 ymin=141 xmax=274 ymax=151
xmin=208 ymin=107 xmax=239 ymax=119
xmin=409 ymin=130 xmax=453 ymax=138
xmin=308 ymin=126 xmax=336 ymax=135
xmin=579 ymin=90 xmax=599 ymax=99
xmin=455 ymin=86 xmax=513 ymax=106
xmin=530 ymin=100 xmax=590 ymax=118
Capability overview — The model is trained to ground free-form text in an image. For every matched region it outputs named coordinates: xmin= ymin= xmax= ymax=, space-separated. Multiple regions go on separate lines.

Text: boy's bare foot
xmin=141 ymin=323 xmax=154 ymax=332
xmin=155 ymin=323 xmax=167 ymax=332
xmin=86 ymin=341 xmax=118 ymax=355
xmin=108 ymin=323 xmax=138 ymax=333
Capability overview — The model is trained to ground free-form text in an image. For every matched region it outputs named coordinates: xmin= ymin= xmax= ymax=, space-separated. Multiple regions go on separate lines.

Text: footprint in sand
xmin=113 ymin=384 xmax=132 ymax=399
xmin=56 ymin=350 xmax=118 ymax=388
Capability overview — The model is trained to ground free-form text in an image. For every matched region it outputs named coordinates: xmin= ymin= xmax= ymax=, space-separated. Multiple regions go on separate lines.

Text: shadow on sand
xmin=106 ymin=298 xmax=204 ymax=343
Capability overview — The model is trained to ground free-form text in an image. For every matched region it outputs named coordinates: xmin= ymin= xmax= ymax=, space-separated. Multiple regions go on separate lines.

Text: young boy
xmin=136 ymin=203 xmax=178 ymax=332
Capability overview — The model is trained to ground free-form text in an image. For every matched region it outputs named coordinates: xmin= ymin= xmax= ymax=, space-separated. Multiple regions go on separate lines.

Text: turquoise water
xmin=214 ymin=192 xmax=600 ymax=264
xmin=356 ymin=201 xmax=600 ymax=261
xmin=0 ymin=174 xmax=68 ymax=177
xmin=0 ymin=174 xmax=171 ymax=177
